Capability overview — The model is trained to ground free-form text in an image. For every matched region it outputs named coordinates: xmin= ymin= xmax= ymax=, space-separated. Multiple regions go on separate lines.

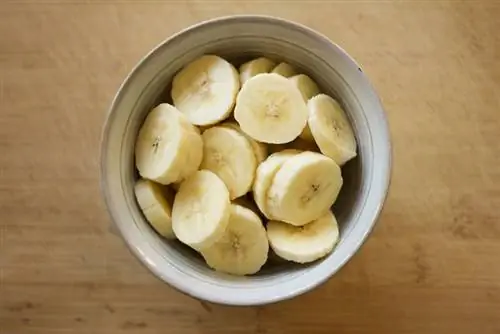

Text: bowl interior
xmin=102 ymin=16 xmax=389 ymax=305
xmin=134 ymin=50 xmax=364 ymax=276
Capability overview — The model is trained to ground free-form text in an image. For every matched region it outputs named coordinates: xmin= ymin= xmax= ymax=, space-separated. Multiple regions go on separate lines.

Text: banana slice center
xmin=300 ymin=183 xmax=321 ymax=204
xmin=329 ymin=117 xmax=344 ymax=134
xmin=198 ymin=75 xmax=211 ymax=94
xmin=152 ymin=136 xmax=162 ymax=153
xmin=209 ymin=149 xmax=225 ymax=165
xmin=266 ymin=102 xmax=280 ymax=118
xmin=265 ymin=96 xmax=286 ymax=119
xmin=218 ymin=232 xmax=244 ymax=253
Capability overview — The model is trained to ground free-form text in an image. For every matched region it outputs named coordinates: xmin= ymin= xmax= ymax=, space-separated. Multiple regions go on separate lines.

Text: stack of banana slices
xmin=133 ymin=54 xmax=357 ymax=276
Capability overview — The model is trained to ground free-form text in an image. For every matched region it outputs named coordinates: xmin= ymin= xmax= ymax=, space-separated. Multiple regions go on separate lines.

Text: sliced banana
xmin=234 ymin=73 xmax=308 ymax=144
xmin=178 ymin=130 xmax=204 ymax=178
xmin=290 ymin=74 xmax=320 ymax=101
xmin=171 ymin=55 xmax=240 ymax=126
xmin=267 ymin=151 xmax=343 ymax=226
xmin=267 ymin=210 xmax=340 ymax=264
xmin=134 ymin=179 xmax=175 ymax=239
xmin=135 ymin=103 xmax=203 ymax=185
xmin=172 ymin=170 xmax=231 ymax=251
xmin=308 ymin=94 xmax=357 ymax=165
xmin=271 ymin=62 xmax=297 ymax=78
xmin=201 ymin=204 xmax=268 ymax=276
xmin=200 ymin=126 xmax=257 ymax=199
xmin=253 ymin=150 xmax=300 ymax=219
xmin=289 ymin=74 xmax=321 ymax=142
xmin=239 ymin=57 xmax=276 ymax=85
xmin=221 ymin=121 xmax=268 ymax=163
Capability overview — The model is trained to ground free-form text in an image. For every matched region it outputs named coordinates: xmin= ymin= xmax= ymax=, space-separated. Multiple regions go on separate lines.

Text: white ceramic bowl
xmin=100 ymin=16 xmax=391 ymax=306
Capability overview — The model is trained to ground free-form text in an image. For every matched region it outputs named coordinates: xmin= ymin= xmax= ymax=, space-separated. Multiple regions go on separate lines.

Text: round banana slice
xmin=135 ymin=103 xmax=203 ymax=185
xmin=221 ymin=121 xmax=268 ymax=163
xmin=200 ymin=126 xmax=257 ymax=199
xmin=201 ymin=204 xmax=269 ymax=276
xmin=239 ymin=57 xmax=276 ymax=85
xmin=134 ymin=179 xmax=175 ymax=239
xmin=308 ymin=94 xmax=357 ymax=165
xmin=234 ymin=73 xmax=308 ymax=144
xmin=171 ymin=55 xmax=240 ymax=126
xmin=253 ymin=150 xmax=301 ymax=219
xmin=267 ymin=151 xmax=343 ymax=226
xmin=289 ymin=74 xmax=321 ymax=142
xmin=271 ymin=62 xmax=297 ymax=78
xmin=289 ymin=74 xmax=321 ymax=101
xmin=267 ymin=210 xmax=340 ymax=264
xmin=172 ymin=170 xmax=231 ymax=251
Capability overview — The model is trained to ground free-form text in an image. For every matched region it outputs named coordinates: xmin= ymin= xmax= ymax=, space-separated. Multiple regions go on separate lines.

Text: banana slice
xmin=135 ymin=103 xmax=203 ymax=185
xmin=201 ymin=204 xmax=268 ymax=276
xmin=266 ymin=210 xmax=340 ymax=264
xmin=289 ymin=74 xmax=321 ymax=142
xmin=134 ymin=179 xmax=175 ymax=239
xmin=308 ymin=94 xmax=357 ymax=165
xmin=290 ymin=74 xmax=321 ymax=101
xmin=200 ymin=126 xmax=257 ymax=199
xmin=239 ymin=57 xmax=276 ymax=85
xmin=271 ymin=62 xmax=297 ymax=78
xmin=171 ymin=55 xmax=240 ymax=126
xmin=267 ymin=151 xmax=343 ymax=226
xmin=234 ymin=73 xmax=308 ymax=144
xmin=221 ymin=122 xmax=268 ymax=163
xmin=172 ymin=170 xmax=231 ymax=251
xmin=253 ymin=150 xmax=301 ymax=219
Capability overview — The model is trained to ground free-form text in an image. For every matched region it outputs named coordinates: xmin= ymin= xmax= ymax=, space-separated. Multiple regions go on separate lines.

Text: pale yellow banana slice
xmin=200 ymin=126 xmax=257 ymax=199
xmin=253 ymin=150 xmax=301 ymax=219
xmin=171 ymin=55 xmax=240 ymax=126
xmin=267 ymin=151 xmax=343 ymax=226
xmin=239 ymin=57 xmax=276 ymax=85
xmin=271 ymin=62 xmax=297 ymax=77
xmin=290 ymin=74 xmax=321 ymax=101
xmin=289 ymin=74 xmax=321 ymax=142
xmin=134 ymin=179 xmax=175 ymax=239
xmin=308 ymin=94 xmax=357 ymax=165
xmin=221 ymin=121 xmax=268 ymax=163
xmin=234 ymin=73 xmax=308 ymax=144
xmin=201 ymin=204 xmax=268 ymax=276
xmin=135 ymin=103 xmax=203 ymax=185
xmin=172 ymin=170 xmax=231 ymax=251
xmin=267 ymin=210 xmax=340 ymax=264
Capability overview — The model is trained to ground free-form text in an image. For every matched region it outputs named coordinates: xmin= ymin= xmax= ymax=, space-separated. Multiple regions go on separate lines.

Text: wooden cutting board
xmin=1 ymin=1 xmax=499 ymax=333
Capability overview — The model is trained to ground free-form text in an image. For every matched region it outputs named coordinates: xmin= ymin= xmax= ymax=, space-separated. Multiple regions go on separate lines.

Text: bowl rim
xmin=100 ymin=14 xmax=392 ymax=305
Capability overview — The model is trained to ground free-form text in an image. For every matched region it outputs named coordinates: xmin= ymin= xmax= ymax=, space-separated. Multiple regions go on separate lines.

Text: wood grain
xmin=1 ymin=1 xmax=500 ymax=333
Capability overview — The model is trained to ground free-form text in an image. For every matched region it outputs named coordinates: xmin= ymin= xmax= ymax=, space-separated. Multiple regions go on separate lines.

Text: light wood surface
xmin=1 ymin=1 xmax=500 ymax=333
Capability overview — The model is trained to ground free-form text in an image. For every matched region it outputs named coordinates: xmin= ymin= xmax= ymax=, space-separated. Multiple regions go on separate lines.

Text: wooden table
xmin=1 ymin=1 xmax=499 ymax=333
